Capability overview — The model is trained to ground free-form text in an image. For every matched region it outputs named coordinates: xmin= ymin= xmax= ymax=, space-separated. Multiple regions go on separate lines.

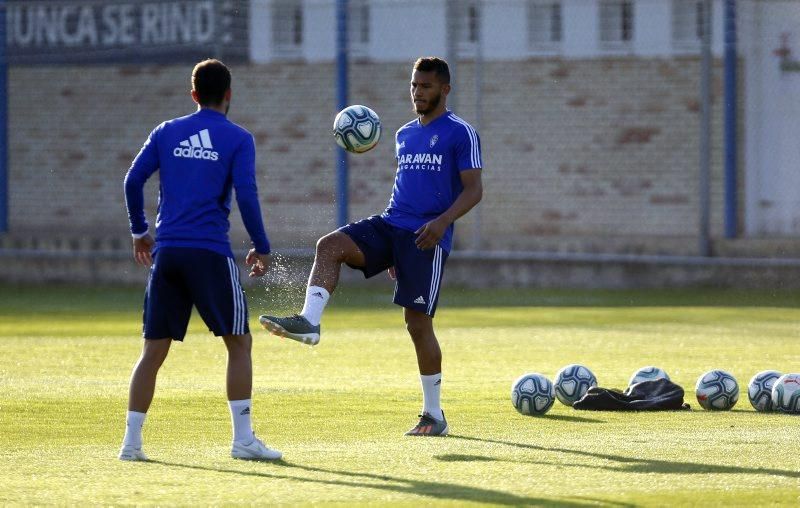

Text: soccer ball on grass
xmin=554 ymin=364 xmax=597 ymax=406
xmin=629 ymin=366 xmax=670 ymax=386
xmin=333 ymin=105 xmax=381 ymax=153
xmin=771 ymin=373 xmax=800 ymax=414
xmin=696 ymin=369 xmax=739 ymax=411
xmin=511 ymin=373 xmax=555 ymax=416
xmin=747 ymin=370 xmax=781 ymax=412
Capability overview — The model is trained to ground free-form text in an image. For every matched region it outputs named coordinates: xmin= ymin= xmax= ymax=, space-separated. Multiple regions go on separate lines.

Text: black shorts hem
xmin=394 ymin=300 xmax=438 ymax=318
xmin=143 ymin=334 xmax=182 ymax=341
xmin=209 ymin=325 xmax=251 ymax=337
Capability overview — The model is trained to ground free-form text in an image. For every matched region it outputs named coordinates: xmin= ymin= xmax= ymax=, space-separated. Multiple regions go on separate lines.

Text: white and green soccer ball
xmin=333 ymin=105 xmax=381 ymax=153
xmin=554 ymin=364 xmax=597 ymax=406
xmin=696 ymin=369 xmax=739 ymax=411
xmin=511 ymin=373 xmax=555 ymax=416
xmin=771 ymin=373 xmax=800 ymax=414
xmin=629 ymin=366 xmax=670 ymax=386
xmin=748 ymin=370 xmax=781 ymax=412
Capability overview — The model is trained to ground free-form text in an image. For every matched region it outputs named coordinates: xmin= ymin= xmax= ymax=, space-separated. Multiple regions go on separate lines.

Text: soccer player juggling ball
xmin=121 ymin=59 xmax=281 ymax=461
xmin=261 ymin=57 xmax=483 ymax=436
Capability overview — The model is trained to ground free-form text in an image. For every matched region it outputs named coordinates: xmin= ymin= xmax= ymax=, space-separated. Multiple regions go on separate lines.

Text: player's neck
xmin=419 ymin=106 xmax=448 ymax=126
xmin=198 ymin=104 xmax=227 ymax=116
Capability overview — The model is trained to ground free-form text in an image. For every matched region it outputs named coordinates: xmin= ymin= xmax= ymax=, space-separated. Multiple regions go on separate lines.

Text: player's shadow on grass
xmin=447 ymin=435 xmax=800 ymax=478
xmin=150 ymin=459 xmax=593 ymax=506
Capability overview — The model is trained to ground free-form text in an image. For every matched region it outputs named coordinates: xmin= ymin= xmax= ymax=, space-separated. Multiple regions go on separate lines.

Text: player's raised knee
xmin=316 ymin=232 xmax=352 ymax=260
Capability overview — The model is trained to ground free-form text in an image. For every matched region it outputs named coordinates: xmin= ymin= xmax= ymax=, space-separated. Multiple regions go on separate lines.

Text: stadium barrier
xmin=2 ymin=242 xmax=800 ymax=288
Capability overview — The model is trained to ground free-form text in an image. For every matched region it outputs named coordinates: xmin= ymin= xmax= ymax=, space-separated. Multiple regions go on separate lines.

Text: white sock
xmin=300 ymin=285 xmax=330 ymax=326
xmin=228 ymin=399 xmax=254 ymax=443
xmin=123 ymin=410 xmax=146 ymax=448
xmin=420 ymin=373 xmax=443 ymax=421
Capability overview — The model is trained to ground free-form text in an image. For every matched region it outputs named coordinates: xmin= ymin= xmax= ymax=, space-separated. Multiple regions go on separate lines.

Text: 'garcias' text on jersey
xmin=397 ymin=152 xmax=443 ymax=171
xmin=382 ymin=111 xmax=483 ymax=253
xmin=173 ymin=128 xmax=219 ymax=160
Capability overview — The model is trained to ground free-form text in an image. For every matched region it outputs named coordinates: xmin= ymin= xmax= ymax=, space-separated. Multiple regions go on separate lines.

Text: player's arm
xmin=124 ymin=127 xmax=161 ymax=266
xmin=232 ymin=134 xmax=271 ymax=277
xmin=414 ymin=169 xmax=482 ymax=250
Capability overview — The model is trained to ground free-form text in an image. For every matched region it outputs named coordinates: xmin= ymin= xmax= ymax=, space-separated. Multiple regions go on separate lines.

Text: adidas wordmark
xmin=173 ymin=129 xmax=219 ymax=160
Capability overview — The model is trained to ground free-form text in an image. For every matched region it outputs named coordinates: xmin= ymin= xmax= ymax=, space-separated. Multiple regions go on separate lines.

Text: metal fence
xmin=0 ymin=0 xmax=798 ymax=285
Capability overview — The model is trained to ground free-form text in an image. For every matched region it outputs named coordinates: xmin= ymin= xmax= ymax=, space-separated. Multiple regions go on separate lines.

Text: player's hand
xmin=245 ymin=249 xmax=270 ymax=278
xmin=133 ymin=234 xmax=154 ymax=267
xmin=414 ymin=217 xmax=449 ymax=250
xmin=387 ymin=266 xmax=396 ymax=280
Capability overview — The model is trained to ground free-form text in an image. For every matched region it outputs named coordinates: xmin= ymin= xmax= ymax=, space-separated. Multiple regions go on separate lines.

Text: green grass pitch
xmin=1 ymin=284 xmax=799 ymax=506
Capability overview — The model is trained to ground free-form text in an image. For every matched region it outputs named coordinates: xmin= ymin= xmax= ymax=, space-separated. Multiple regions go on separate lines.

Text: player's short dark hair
xmin=192 ymin=59 xmax=231 ymax=106
xmin=413 ymin=57 xmax=450 ymax=84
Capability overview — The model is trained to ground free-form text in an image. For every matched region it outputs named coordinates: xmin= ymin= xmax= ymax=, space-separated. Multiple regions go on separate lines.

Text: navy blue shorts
xmin=142 ymin=247 xmax=249 ymax=341
xmin=339 ymin=215 xmax=448 ymax=317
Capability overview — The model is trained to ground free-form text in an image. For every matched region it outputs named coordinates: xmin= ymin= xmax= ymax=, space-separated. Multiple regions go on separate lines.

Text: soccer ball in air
xmin=696 ymin=370 xmax=739 ymax=411
xmin=554 ymin=364 xmax=597 ymax=406
xmin=629 ymin=366 xmax=670 ymax=386
xmin=747 ymin=370 xmax=781 ymax=412
xmin=511 ymin=373 xmax=555 ymax=416
xmin=771 ymin=373 xmax=800 ymax=414
xmin=332 ymin=105 xmax=381 ymax=153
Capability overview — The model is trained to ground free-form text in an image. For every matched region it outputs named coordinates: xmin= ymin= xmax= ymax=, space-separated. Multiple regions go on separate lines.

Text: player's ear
xmin=224 ymin=88 xmax=232 ymax=102
xmin=190 ymin=89 xmax=200 ymax=104
xmin=442 ymin=83 xmax=451 ymax=96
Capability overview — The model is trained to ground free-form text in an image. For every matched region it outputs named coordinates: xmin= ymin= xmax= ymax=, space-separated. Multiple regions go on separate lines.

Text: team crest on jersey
xmin=429 ymin=135 xmax=439 ymax=148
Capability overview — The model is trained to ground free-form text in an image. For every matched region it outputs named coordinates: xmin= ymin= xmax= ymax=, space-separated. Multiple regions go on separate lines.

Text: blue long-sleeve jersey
xmin=124 ymin=109 xmax=270 ymax=258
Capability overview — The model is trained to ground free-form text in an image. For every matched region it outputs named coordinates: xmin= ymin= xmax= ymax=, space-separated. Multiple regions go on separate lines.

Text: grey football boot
xmin=405 ymin=411 xmax=449 ymax=437
xmin=259 ymin=314 xmax=320 ymax=345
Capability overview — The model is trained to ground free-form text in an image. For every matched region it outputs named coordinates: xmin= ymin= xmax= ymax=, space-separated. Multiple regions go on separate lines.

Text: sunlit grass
xmin=1 ymin=285 xmax=799 ymax=505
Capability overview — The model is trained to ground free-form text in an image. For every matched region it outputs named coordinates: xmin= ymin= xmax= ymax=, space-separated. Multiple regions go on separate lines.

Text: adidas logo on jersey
xmin=173 ymin=129 xmax=219 ymax=160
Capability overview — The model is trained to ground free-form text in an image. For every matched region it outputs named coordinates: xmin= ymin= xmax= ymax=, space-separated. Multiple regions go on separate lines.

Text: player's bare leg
xmin=404 ymin=308 xmax=448 ymax=436
xmin=128 ymin=338 xmax=172 ymax=413
xmin=404 ymin=308 xmax=442 ymax=375
xmin=223 ymin=333 xmax=253 ymax=401
xmin=260 ymin=231 xmax=365 ymax=345
xmin=308 ymin=231 xmax=366 ymax=293
xmin=223 ymin=333 xmax=281 ymax=460
xmin=120 ymin=338 xmax=171 ymax=460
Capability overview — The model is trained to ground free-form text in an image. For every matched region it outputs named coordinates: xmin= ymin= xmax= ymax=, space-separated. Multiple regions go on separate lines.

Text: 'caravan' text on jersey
xmin=382 ymin=111 xmax=483 ymax=253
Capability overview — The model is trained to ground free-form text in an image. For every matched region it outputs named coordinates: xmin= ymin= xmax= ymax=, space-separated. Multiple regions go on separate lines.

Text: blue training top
xmin=382 ymin=111 xmax=483 ymax=253
xmin=124 ymin=109 xmax=270 ymax=258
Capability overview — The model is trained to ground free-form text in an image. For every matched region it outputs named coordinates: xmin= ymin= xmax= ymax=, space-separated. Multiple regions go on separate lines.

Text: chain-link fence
xmin=1 ymin=0 xmax=798 ymax=284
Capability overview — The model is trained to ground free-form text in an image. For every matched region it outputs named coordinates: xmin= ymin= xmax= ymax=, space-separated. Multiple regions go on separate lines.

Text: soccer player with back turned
xmin=261 ymin=57 xmax=483 ymax=436
xmin=120 ymin=59 xmax=281 ymax=461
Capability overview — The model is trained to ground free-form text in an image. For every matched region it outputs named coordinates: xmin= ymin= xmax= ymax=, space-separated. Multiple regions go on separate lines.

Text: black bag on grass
xmin=572 ymin=378 xmax=690 ymax=411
